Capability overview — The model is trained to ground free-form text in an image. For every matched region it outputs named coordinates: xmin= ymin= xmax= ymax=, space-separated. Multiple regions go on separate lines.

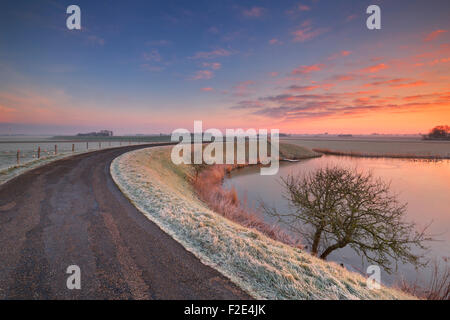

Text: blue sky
xmin=0 ymin=0 xmax=449 ymax=134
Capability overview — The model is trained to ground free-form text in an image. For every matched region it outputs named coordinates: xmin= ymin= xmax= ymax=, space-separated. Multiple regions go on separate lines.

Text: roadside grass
xmin=111 ymin=145 xmax=415 ymax=300
xmin=0 ymin=153 xmax=82 ymax=185
xmin=0 ymin=142 xmax=163 ymax=186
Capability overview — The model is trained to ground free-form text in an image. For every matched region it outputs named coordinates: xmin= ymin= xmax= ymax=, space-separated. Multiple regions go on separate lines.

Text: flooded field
xmin=224 ymin=154 xmax=450 ymax=286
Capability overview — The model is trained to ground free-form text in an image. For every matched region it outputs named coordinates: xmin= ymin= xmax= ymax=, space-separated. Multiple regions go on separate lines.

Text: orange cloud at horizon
xmin=264 ymin=104 xmax=450 ymax=134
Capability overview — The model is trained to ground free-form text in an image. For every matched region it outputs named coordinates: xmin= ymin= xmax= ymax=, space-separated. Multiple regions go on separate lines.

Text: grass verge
xmin=0 ymin=152 xmax=87 ymax=186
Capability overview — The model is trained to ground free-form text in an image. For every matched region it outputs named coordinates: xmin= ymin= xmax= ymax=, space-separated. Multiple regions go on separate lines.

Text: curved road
xmin=0 ymin=144 xmax=251 ymax=299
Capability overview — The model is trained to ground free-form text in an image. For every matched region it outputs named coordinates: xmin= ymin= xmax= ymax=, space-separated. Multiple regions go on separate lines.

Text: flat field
xmin=281 ymin=136 xmax=450 ymax=158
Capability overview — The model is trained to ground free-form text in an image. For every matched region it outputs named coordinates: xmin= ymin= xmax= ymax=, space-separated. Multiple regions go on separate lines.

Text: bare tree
xmin=263 ymin=166 xmax=431 ymax=273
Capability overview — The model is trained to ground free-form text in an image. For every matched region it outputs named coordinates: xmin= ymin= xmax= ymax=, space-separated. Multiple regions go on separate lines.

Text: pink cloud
xmin=242 ymin=7 xmax=265 ymax=18
xmin=288 ymin=83 xmax=335 ymax=92
xmin=0 ymin=104 xmax=14 ymax=112
xmin=328 ymin=50 xmax=352 ymax=60
xmin=353 ymin=97 xmax=371 ymax=105
xmin=143 ymin=49 xmax=162 ymax=62
xmin=191 ymin=48 xmax=232 ymax=59
xmin=391 ymin=80 xmax=427 ymax=88
xmin=346 ymin=14 xmax=358 ymax=22
xmin=233 ymin=80 xmax=255 ymax=97
xmin=337 ymin=75 xmax=354 ymax=81
xmin=0 ymin=104 xmax=15 ymax=121
xmin=146 ymin=40 xmax=172 ymax=46
xmin=86 ymin=35 xmax=105 ymax=46
xmin=364 ymin=78 xmax=409 ymax=87
xmin=297 ymin=4 xmax=310 ymax=11
xmin=301 ymin=20 xmax=312 ymax=27
xmin=359 ymin=63 xmax=389 ymax=73
xmin=288 ymin=85 xmax=321 ymax=92
xmin=430 ymin=57 xmax=450 ymax=65
xmin=269 ymin=38 xmax=282 ymax=45
xmin=202 ymin=62 xmax=222 ymax=70
xmin=140 ymin=64 xmax=164 ymax=72
xmin=190 ymin=70 xmax=214 ymax=80
xmin=286 ymin=4 xmax=311 ymax=15
xmin=292 ymin=63 xmax=325 ymax=75
xmin=201 ymin=87 xmax=214 ymax=92
xmin=230 ymin=100 xmax=264 ymax=110
xmin=424 ymin=30 xmax=447 ymax=42
xmin=292 ymin=24 xmax=327 ymax=42
xmin=0 ymin=89 xmax=95 ymax=125
xmin=341 ymin=50 xmax=352 ymax=56
xmin=208 ymin=26 xmax=219 ymax=34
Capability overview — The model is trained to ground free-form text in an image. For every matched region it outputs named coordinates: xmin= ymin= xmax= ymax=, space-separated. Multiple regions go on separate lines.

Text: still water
xmin=224 ymin=155 xmax=450 ymax=286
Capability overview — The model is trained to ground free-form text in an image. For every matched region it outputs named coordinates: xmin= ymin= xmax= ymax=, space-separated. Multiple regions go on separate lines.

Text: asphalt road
xmin=0 ymin=144 xmax=251 ymax=300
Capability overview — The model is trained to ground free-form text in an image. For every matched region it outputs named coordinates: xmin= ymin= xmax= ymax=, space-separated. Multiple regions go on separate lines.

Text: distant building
xmin=99 ymin=130 xmax=113 ymax=136
xmin=338 ymin=134 xmax=353 ymax=137
xmin=77 ymin=130 xmax=113 ymax=137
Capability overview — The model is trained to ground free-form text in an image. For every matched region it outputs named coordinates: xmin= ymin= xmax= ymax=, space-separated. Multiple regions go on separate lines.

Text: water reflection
xmin=224 ymin=155 xmax=450 ymax=286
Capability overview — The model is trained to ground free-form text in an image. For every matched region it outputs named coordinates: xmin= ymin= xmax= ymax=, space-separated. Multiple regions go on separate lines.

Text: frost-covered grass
xmin=0 ymin=143 xmax=143 ymax=186
xmin=0 ymin=152 xmax=85 ymax=185
xmin=110 ymin=146 xmax=416 ymax=300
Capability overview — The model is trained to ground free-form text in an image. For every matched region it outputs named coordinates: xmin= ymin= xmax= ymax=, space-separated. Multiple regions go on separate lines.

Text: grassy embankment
xmin=111 ymin=143 xmax=415 ymax=299
xmin=192 ymin=141 xmax=321 ymax=247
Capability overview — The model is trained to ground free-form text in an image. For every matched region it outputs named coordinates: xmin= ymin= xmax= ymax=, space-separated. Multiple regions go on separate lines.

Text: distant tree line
xmin=423 ymin=125 xmax=450 ymax=140
xmin=77 ymin=130 xmax=113 ymax=137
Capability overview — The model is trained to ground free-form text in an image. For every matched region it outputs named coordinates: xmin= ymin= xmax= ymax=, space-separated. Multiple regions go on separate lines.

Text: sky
xmin=0 ymin=0 xmax=449 ymax=135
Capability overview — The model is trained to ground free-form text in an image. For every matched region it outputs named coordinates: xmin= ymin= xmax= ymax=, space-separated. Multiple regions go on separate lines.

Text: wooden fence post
xmin=38 ymin=146 xmax=41 ymax=159
xmin=87 ymin=142 xmax=89 ymax=150
xmin=72 ymin=144 xmax=75 ymax=152
xmin=99 ymin=142 xmax=101 ymax=149
xmin=55 ymin=145 xmax=57 ymax=155
xmin=17 ymin=150 xmax=20 ymax=164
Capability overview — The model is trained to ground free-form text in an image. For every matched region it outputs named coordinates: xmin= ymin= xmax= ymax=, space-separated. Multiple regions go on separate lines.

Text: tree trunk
xmin=311 ymin=228 xmax=323 ymax=256
xmin=319 ymin=242 xmax=346 ymax=260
